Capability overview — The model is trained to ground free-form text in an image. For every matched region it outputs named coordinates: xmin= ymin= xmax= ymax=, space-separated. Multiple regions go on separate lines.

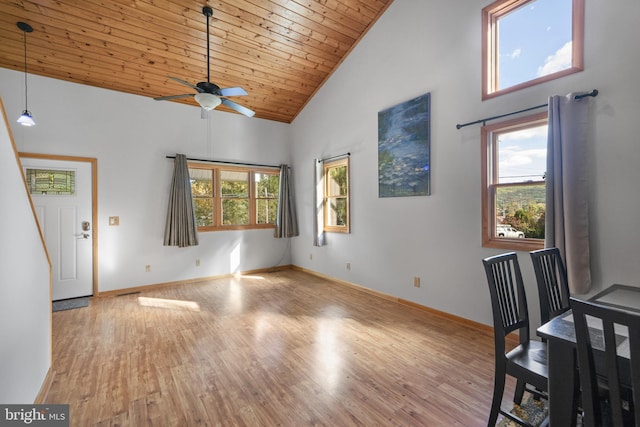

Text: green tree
xmin=496 ymin=183 xmax=545 ymax=238
xmin=222 ymin=179 xmax=249 ymax=225
xmin=256 ymin=174 xmax=279 ymax=224
xmin=328 ymin=166 xmax=347 ymax=226
xmin=191 ymin=177 xmax=213 ymax=226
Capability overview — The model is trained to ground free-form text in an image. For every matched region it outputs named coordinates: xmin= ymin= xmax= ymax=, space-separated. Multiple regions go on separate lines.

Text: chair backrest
xmin=483 ymin=252 xmax=531 ymax=352
xmin=530 ymin=247 xmax=570 ymax=324
xmin=571 ymin=297 xmax=640 ymax=427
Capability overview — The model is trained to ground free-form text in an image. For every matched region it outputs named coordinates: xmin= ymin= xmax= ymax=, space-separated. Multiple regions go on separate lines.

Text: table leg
xmin=547 ymin=339 xmax=579 ymax=426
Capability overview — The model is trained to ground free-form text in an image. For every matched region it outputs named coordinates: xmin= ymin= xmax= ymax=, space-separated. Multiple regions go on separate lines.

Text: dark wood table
xmin=536 ymin=284 xmax=640 ymax=426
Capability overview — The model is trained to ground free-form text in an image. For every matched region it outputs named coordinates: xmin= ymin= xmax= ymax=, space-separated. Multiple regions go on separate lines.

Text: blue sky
xmin=499 ymin=0 xmax=573 ymax=88
xmin=497 ymin=0 xmax=572 ymax=183
xmin=498 ymin=125 xmax=548 ymax=184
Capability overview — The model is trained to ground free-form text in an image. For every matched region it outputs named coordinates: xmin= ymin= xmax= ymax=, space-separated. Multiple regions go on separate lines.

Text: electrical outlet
xmin=414 ymin=276 xmax=421 ymax=288
xmin=346 ymin=262 xmax=351 ymax=270
xmin=309 ymin=253 xmax=313 ymax=260
xmin=145 ymin=265 xmax=151 ymax=272
xmin=196 ymin=259 xmax=200 ymax=267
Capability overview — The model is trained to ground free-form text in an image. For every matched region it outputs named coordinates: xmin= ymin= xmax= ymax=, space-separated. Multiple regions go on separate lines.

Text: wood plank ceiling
xmin=0 ymin=0 xmax=393 ymax=123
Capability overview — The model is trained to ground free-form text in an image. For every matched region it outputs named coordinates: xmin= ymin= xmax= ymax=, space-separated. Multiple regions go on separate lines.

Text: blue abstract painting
xmin=378 ymin=93 xmax=431 ymax=197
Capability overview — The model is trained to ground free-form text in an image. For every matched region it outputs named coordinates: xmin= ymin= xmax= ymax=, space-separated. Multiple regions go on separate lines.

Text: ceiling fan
xmin=154 ymin=6 xmax=254 ymax=118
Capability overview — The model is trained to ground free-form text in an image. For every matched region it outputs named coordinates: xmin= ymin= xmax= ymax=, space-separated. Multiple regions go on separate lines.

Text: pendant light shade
xmin=17 ymin=21 xmax=35 ymax=127
xmin=194 ymin=92 xmax=221 ymax=111
xmin=17 ymin=111 xmax=35 ymax=126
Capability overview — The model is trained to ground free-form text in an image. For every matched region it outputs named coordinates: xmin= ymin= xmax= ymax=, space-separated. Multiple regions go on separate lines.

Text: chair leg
xmin=488 ymin=371 xmax=506 ymax=426
xmin=513 ymin=379 xmax=526 ymax=405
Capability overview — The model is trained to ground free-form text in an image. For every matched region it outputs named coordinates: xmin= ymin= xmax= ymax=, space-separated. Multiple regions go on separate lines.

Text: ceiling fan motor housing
xmin=197 ymin=81 xmax=221 ymax=95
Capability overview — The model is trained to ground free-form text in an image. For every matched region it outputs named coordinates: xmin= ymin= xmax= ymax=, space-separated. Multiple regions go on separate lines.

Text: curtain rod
xmin=166 ymin=155 xmax=280 ymax=169
xmin=317 ymin=152 xmax=350 ymax=163
xmin=455 ymin=89 xmax=598 ymax=130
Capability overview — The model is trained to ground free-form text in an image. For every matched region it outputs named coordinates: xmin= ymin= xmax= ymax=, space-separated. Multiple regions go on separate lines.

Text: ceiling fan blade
xmin=168 ymin=77 xmax=200 ymax=91
xmin=219 ymin=87 xmax=248 ymax=97
xmin=153 ymin=94 xmax=195 ymax=101
xmin=221 ymin=98 xmax=255 ymax=117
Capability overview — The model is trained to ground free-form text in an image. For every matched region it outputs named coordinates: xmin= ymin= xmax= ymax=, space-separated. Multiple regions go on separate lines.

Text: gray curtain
xmin=313 ymin=158 xmax=325 ymax=246
xmin=274 ymin=165 xmax=299 ymax=238
xmin=163 ymin=154 xmax=199 ymax=247
xmin=546 ymin=93 xmax=591 ymax=294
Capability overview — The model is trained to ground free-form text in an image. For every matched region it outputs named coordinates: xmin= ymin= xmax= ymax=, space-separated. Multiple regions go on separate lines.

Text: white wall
xmin=0 ymin=69 xmax=292 ymax=293
xmin=290 ymin=0 xmax=640 ymax=327
xmin=2 ymin=0 xmax=640 ymax=331
xmin=0 ymin=99 xmax=51 ymax=403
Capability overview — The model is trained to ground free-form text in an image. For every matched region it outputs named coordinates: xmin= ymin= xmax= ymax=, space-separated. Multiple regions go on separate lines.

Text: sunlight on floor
xmin=314 ymin=316 xmax=344 ymax=393
xmin=225 ymin=279 xmax=244 ymax=313
xmin=233 ymin=274 xmax=265 ymax=280
xmin=252 ymin=312 xmax=285 ymax=358
xmin=137 ymin=296 xmax=200 ymax=311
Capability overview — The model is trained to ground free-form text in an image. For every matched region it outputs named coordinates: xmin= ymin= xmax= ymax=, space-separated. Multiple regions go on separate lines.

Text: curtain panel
xmin=163 ymin=153 xmax=199 ymax=247
xmin=313 ymin=158 xmax=325 ymax=247
xmin=274 ymin=165 xmax=299 ymax=238
xmin=546 ymin=93 xmax=591 ymax=294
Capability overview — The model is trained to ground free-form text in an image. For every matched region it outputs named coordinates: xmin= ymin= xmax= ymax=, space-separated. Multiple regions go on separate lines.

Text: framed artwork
xmin=378 ymin=93 xmax=431 ymax=197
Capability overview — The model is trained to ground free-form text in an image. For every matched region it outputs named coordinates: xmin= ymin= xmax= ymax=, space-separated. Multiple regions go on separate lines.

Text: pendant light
xmin=17 ymin=21 xmax=35 ymax=127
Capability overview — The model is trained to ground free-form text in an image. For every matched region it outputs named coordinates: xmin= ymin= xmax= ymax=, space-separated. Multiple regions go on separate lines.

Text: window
xmin=25 ymin=169 xmax=76 ymax=195
xmin=255 ymin=172 xmax=279 ymax=225
xmin=481 ymin=112 xmax=547 ymax=250
xmin=323 ymin=157 xmax=350 ymax=233
xmin=482 ymin=0 xmax=584 ymax=99
xmin=221 ymin=170 xmax=249 ymax=226
xmin=189 ymin=164 xmax=279 ymax=231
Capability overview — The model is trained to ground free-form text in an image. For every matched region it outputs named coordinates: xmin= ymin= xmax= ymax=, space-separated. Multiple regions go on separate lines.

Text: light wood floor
xmin=46 ymin=269 xmax=515 ymax=426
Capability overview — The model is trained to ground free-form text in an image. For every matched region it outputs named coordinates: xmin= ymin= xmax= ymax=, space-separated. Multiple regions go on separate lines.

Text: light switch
xmin=109 ymin=216 xmax=120 ymax=226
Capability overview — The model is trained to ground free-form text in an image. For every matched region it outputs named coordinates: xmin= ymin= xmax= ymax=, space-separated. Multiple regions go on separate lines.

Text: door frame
xmin=19 ymin=152 xmax=99 ymax=297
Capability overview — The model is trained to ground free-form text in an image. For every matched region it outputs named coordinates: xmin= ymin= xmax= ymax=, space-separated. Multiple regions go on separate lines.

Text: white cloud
xmin=499 ymin=147 xmax=547 ymax=180
xmin=537 ymin=41 xmax=572 ymax=76
xmin=498 ymin=127 xmax=548 ymax=181
xmin=501 ymin=147 xmax=547 ymax=166
xmin=501 ymin=126 xmax=548 ymax=141
xmin=510 ymin=48 xmax=522 ymax=59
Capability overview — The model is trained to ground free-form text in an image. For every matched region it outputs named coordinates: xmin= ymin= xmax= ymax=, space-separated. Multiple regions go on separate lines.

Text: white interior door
xmin=21 ymin=157 xmax=93 ymax=300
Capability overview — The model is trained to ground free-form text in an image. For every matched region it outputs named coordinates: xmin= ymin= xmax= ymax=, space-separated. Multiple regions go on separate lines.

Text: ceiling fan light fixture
xmin=17 ymin=110 xmax=36 ymax=127
xmin=194 ymin=93 xmax=221 ymax=110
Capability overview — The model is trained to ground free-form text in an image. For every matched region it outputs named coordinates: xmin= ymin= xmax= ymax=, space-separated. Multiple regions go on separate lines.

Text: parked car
xmin=496 ymin=224 xmax=525 ymax=238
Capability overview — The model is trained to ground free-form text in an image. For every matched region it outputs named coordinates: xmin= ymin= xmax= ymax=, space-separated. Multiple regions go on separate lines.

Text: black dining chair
xmin=530 ymin=247 xmax=571 ymax=324
xmin=571 ymin=297 xmax=640 ymax=427
xmin=482 ymin=252 xmax=549 ymax=426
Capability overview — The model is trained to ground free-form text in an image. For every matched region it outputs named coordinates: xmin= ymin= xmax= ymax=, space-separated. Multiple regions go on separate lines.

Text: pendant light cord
xmin=17 ymin=21 xmax=33 ymax=112
xmin=23 ymin=28 xmax=28 ymax=111
xmin=206 ymin=9 xmax=211 ymax=83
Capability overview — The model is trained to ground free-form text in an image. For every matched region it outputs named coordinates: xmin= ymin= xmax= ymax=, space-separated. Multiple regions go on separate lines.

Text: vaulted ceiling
xmin=0 ymin=0 xmax=394 ymax=123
